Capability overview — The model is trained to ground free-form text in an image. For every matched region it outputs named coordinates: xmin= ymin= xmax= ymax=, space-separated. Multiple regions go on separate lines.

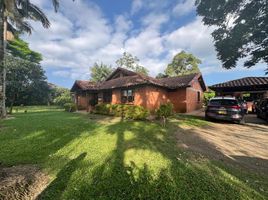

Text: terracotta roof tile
xmin=210 ymin=77 xmax=268 ymax=89
xmin=158 ymin=73 xmax=198 ymax=89
xmin=71 ymin=68 xmax=203 ymax=91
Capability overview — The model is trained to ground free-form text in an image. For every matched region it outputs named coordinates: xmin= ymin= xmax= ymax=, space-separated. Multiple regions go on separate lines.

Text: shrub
xmin=54 ymin=91 xmax=72 ymax=107
xmin=94 ymin=104 xmax=149 ymax=120
xmin=125 ymin=105 xmax=149 ymax=120
xmin=156 ymin=103 xmax=174 ymax=126
xmin=204 ymin=91 xmax=215 ymax=106
xmin=95 ymin=103 xmax=112 ymax=115
xmin=156 ymin=103 xmax=174 ymax=118
xmin=64 ymin=103 xmax=77 ymax=112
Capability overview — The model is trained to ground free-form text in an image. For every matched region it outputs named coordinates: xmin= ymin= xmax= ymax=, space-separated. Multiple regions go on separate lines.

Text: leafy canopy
xmin=90 ymin=62 xmax=114 ymax=82
xmin=7 ymin=37 xmax=42 ymax=63
xmin=116 ymin=52 xmax=149 ymax=75
xmin=196 ymin=0 xmax=268 ymax=72
xmin=164 ymin=51 xmax=201 ymax=77
xmin=5 ymin=55 xmax=50 ymax=110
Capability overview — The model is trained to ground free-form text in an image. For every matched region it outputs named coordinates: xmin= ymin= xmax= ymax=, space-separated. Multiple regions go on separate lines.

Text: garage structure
xmin=209 ymin=77 xmax=268 ymax=111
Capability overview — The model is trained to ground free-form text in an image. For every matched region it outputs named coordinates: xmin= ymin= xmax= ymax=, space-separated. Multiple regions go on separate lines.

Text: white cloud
xmin=24 ymin=0 xmax=266 ymax=87
xmin=131 ymin=0 xmax=143 ymax=14
xmin=173 ymin=0 xmax=196 ymax=17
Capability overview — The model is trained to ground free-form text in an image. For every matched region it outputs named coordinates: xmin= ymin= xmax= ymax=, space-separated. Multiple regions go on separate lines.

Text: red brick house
xmin=71 ymin=67 xmax=206 ymax=113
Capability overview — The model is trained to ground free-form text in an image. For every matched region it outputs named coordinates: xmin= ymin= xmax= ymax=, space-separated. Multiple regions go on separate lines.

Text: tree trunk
xmin=0 ymin=3 xmax=6 ymax=118
xmin=9 ymin=93 xmax=16 ymax=114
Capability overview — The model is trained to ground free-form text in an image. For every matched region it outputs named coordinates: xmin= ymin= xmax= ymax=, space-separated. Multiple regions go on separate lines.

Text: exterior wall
xmin=76 ymin=94 xmax=88 ymax=109
xmin=185 ymin=80 xmax=204 ymax=112
xmin=74 ymin=81 xmax=204 ymax=113
xmin=143 ymin=86 xmax=168 ymax=112
xmin=111 ymin=89 xmax=121 ymax=104
xmin=133 ymin=87 xmax=148 ymax=108
xmin=167 ymin=89 xmax=187 ymax=113
xmin=111 ymin=86 xmax=168 ymax=112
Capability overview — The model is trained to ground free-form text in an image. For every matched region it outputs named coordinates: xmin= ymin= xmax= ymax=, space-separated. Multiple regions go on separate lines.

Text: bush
xmin=54 ymin=91 xmax=72 ymax=107
xmin=204 ymin=91 xmax=215 ymax=106
xmin=156 ymin=103 xmax=174 ymax=119
xmin=156 ymin=103 xmax=174 ymax=127
xmin=64 ymin=103 xmax=77 ymax=112
xmin=94 ymin=104 xmax=149 ymax=120
xmin=95 ymin=103 xmax=112 ymax=115
xmin=125 ymin=105 xmax=149 ymax=120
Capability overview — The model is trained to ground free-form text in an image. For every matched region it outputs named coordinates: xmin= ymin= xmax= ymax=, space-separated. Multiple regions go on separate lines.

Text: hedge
xmin=94 ymin=103 xmax=149 ymax=120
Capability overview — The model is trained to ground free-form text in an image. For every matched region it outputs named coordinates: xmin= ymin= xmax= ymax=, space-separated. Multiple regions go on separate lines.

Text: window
xmin=121 ymin=89 xmax=134 ymax=103
xmin=103 ymin=91 xmax=112 ymax=103
xmin=197 ymin=91 xmax=201 ymax=102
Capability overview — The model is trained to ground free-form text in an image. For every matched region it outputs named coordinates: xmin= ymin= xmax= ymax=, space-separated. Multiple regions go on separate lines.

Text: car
xmin=256 ymin=98 xmax=268 ymax=122
xmin=205 ymin=97 xmax=245 ymax=123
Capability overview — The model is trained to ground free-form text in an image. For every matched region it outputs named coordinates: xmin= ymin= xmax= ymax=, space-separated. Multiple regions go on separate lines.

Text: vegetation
xmin=7 ymin=37 xmax=42 ymax=64
xmin=94 ymin=103 xmax=149 ymax=120
xmin=63 ymin=103 xmax=77 ymax=112
xmin=0 ymin=0 xmax=61 ymax=118
xmin=116 ymin=52 xmax=149 ymax=75
xmin=0 ymin=107 xmax=267 ymax=199
xmin=156 ymin=102 xmax=174 ymax=126
xmin=52 ymin=87 xmax=72 ymax=107
xmin=90 ymin=62 xmax=114 ymax=82
xmin=5 ymin=55 xmax=50 ymax=113
xmin=204 ymin=91 xmax=216 ymax=105
xmin=196 ymin=0 xmax=268 ymax=72
xmin=165 ymin=51 xmax=201 ymax=77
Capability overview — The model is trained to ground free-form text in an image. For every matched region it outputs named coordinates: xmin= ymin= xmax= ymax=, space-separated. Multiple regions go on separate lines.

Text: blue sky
xmin=25 ymin=0 xmax=267 ymax=88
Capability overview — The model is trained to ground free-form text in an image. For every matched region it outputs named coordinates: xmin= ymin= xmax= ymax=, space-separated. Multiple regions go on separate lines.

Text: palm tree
xmin=0 ymin=0 xmax=61 ymax=118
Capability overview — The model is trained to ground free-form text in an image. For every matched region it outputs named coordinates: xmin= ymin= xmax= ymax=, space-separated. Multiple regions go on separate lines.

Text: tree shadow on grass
xmin=0 ymin=111 xmax=98 ymax=168
xmin=61 ymin=120 xmax=266 ymax=200
xmin=37 ymin=153 xmax=87 ymax=200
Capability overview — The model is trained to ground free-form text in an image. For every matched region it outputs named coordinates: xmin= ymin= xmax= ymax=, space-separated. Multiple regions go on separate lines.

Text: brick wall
xmin=143 ymin=86 xmax=168 ymax=112
xmin=185 ymin=79 xmax=204 ymax=112
xmin=75 ymin=81 xmax=204 ymax=113
xmin=168 ymin=89 xmax=187 ymax=113
xmin=111 ymin=89 xmax=121 ymax=104
xmin=77 ymin=95 xmax=88 ymax=109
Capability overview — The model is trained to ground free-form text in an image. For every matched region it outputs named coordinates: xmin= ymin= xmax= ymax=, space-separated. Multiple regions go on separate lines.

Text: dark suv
xmin=256 ymin=98 xmax=268 ymax=122
xmin=205 ymin=97 xmax=245 ymax=123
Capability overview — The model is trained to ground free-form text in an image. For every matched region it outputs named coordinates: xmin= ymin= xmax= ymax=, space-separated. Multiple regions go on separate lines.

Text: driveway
xmin=176 ymin=113 xmax=268 ymax=174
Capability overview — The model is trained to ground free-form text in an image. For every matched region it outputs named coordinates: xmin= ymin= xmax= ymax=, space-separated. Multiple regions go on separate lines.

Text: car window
xmin=209 ymin=99 xmax=238 ymax=106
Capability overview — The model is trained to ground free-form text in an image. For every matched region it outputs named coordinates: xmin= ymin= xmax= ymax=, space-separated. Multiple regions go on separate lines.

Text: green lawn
xmin=0 ymin=107 xmax=267 ymax=199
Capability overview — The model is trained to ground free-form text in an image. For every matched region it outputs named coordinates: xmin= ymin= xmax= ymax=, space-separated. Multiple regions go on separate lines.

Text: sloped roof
xmin=105 ymin=67 xmax=138 ymax=81
xmin=71 ymin=68 xmax=205 ymax=91
xmin=210 ymin=77 xmax=268 ymax=90
xmin=71 ymin=80 xmax=97 ymax=92
xmin=158 ymin=73 xmax=199 ymax=89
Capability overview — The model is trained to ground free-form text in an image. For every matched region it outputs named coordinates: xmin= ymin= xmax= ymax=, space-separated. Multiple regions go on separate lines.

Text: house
xmin=71 ymin=67 xmax=206 ymax=113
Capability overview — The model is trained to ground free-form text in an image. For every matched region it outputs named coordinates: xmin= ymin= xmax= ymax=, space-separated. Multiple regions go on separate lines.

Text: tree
xmin=5 ymin=55 xmax=50 ymax=113
xmin=116 ymin=52 xmax=149 ymax=75
xmin=196 ymin=0 xmax=268 ymax=72
xmin=156 ymin=73 xmax=168 ymax=79
xmin=90 ymin=62 xmax=113 ymax=82
xmin=164 ymin=51 xmax=201 ymax=77
xmin=0 ymin=0 xmax=61 ymax=118
xmin=7 ymin=37 xmax=42 ymax=63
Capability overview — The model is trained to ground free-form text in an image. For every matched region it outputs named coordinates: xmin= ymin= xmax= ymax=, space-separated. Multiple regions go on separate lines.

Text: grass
xmin=0 ymin=106 xmax=267 ymax=199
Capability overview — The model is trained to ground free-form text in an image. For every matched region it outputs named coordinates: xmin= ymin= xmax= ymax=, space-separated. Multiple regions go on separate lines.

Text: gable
xmin=105 ymin=67 xmax=138 ymax=81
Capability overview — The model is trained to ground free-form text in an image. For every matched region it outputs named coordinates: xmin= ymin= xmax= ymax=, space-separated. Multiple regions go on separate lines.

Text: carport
xmin=210 ymin=77 xmax=268 ymax=111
